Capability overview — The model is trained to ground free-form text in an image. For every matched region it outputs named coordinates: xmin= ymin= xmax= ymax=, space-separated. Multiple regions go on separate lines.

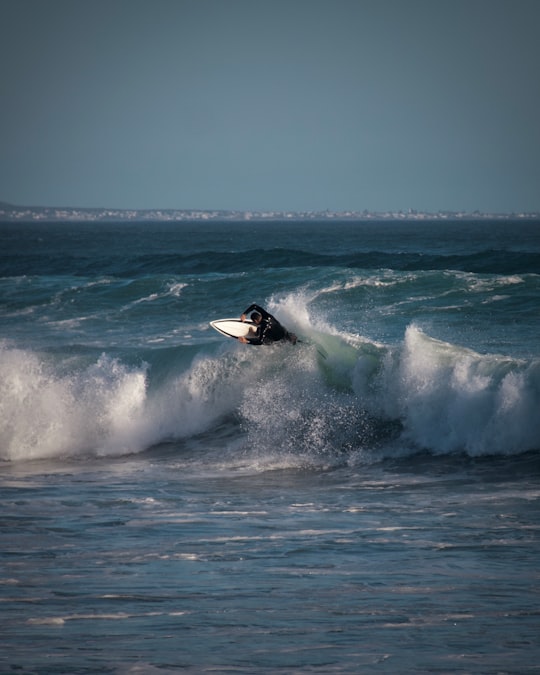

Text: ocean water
xmin=1 ymin=218 xmax=539 ymax=673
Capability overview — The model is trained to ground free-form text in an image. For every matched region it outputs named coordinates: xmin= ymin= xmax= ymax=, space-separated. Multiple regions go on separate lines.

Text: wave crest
xmin=0 ymin=346 xmax=151 ymax=461
xmin=2 ymin=322 xmax=539 ymax=464
xmin=352 ymin=325 xmax=540 ymax=457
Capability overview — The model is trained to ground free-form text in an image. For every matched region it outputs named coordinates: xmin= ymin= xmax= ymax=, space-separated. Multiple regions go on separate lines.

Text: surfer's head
xmin=250 ymin=311 xmax=262 ymax=324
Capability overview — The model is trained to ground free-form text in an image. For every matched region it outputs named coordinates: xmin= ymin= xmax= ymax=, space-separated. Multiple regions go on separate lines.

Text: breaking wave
xmin=2 ymin=320 xmax=539 ymax=464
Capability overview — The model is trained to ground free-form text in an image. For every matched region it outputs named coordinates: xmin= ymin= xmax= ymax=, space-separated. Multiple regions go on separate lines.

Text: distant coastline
xmin=0 ymin=202 xmax=538 ymax=222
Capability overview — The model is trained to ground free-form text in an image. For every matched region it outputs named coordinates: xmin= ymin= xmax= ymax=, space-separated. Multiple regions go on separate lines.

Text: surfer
xmin=239 ymin=304 xmax=297 ymax=345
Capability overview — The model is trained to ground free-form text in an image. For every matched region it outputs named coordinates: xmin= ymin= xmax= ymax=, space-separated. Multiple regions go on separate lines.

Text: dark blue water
xmin=1 ymin=219 xmax=539 ymax=672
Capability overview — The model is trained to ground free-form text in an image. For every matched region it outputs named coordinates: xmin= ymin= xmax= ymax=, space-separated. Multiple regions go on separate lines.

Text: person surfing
xmin=238 ymin=304 xmax=297 ymax=345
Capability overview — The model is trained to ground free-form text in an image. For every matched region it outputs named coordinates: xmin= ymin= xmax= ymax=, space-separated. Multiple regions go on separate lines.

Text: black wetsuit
xmin=242 ymin=304 xmax=296 ymax=345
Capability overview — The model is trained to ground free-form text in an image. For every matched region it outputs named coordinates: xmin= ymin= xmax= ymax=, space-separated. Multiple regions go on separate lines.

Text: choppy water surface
xmin=1 ymin=219 xmax=539 ymax=672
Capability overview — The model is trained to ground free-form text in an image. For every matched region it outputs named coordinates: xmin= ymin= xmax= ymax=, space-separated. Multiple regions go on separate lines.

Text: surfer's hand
xmin=238 ymin=336 xmax=248 ymax=343
xmin=240 ymin=314 xmax=246 ymax=322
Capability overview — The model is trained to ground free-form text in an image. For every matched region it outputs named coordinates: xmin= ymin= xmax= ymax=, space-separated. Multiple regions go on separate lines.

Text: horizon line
xmin=1 ymin=201 xmax=539 ymax=220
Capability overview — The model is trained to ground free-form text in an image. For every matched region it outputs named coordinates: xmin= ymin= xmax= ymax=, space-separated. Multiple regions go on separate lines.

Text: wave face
xmin=1 ymin=219 xmax=539 ymax=464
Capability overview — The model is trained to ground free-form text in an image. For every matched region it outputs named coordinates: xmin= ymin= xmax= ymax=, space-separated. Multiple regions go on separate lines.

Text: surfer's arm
xmin=242 ymin=304 xmax=268 ymax=320
xmin=247 ymin=335 xmax=264 ymax=345
xmin=245 ymin=324 xmax=264 ymax=345
xmin=238 ymin=323 xmax=264 ymax=345
xmin=239 ymin=336 xmax=262 ymax=345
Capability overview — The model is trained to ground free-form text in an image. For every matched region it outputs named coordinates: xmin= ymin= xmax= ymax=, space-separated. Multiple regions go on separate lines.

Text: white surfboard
xmin=210 ymin=318 xmax=257 ymax=340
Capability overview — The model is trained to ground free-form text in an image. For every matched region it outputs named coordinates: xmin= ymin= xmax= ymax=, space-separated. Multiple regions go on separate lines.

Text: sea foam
xmin=2 ymin=322 xmax=539 ymax=463
xmin=353 ymin=324 xmax=540 ymax=457
xmin=0 ymin=344 xmax=151 ymax=461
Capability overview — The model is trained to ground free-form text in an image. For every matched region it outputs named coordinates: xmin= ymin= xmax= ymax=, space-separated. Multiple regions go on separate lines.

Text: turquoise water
xmin=1 ymin=219 xmax=539 ymax=672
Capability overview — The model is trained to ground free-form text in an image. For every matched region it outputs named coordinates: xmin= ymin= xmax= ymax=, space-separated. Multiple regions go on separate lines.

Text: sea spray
xmin=379 ymin=325 xmax=540 ymax=456
xmin=146 ymin=347 xmax=253 ymax=443
xmin=0 ymin=345 xmax=150 ymax=460
xmin=0 ymin=342 xmax=261 ymax=462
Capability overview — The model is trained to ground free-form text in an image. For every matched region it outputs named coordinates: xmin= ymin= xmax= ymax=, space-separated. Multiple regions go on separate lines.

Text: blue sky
xmin=1 ymin=0 xmax=539 ymax=212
